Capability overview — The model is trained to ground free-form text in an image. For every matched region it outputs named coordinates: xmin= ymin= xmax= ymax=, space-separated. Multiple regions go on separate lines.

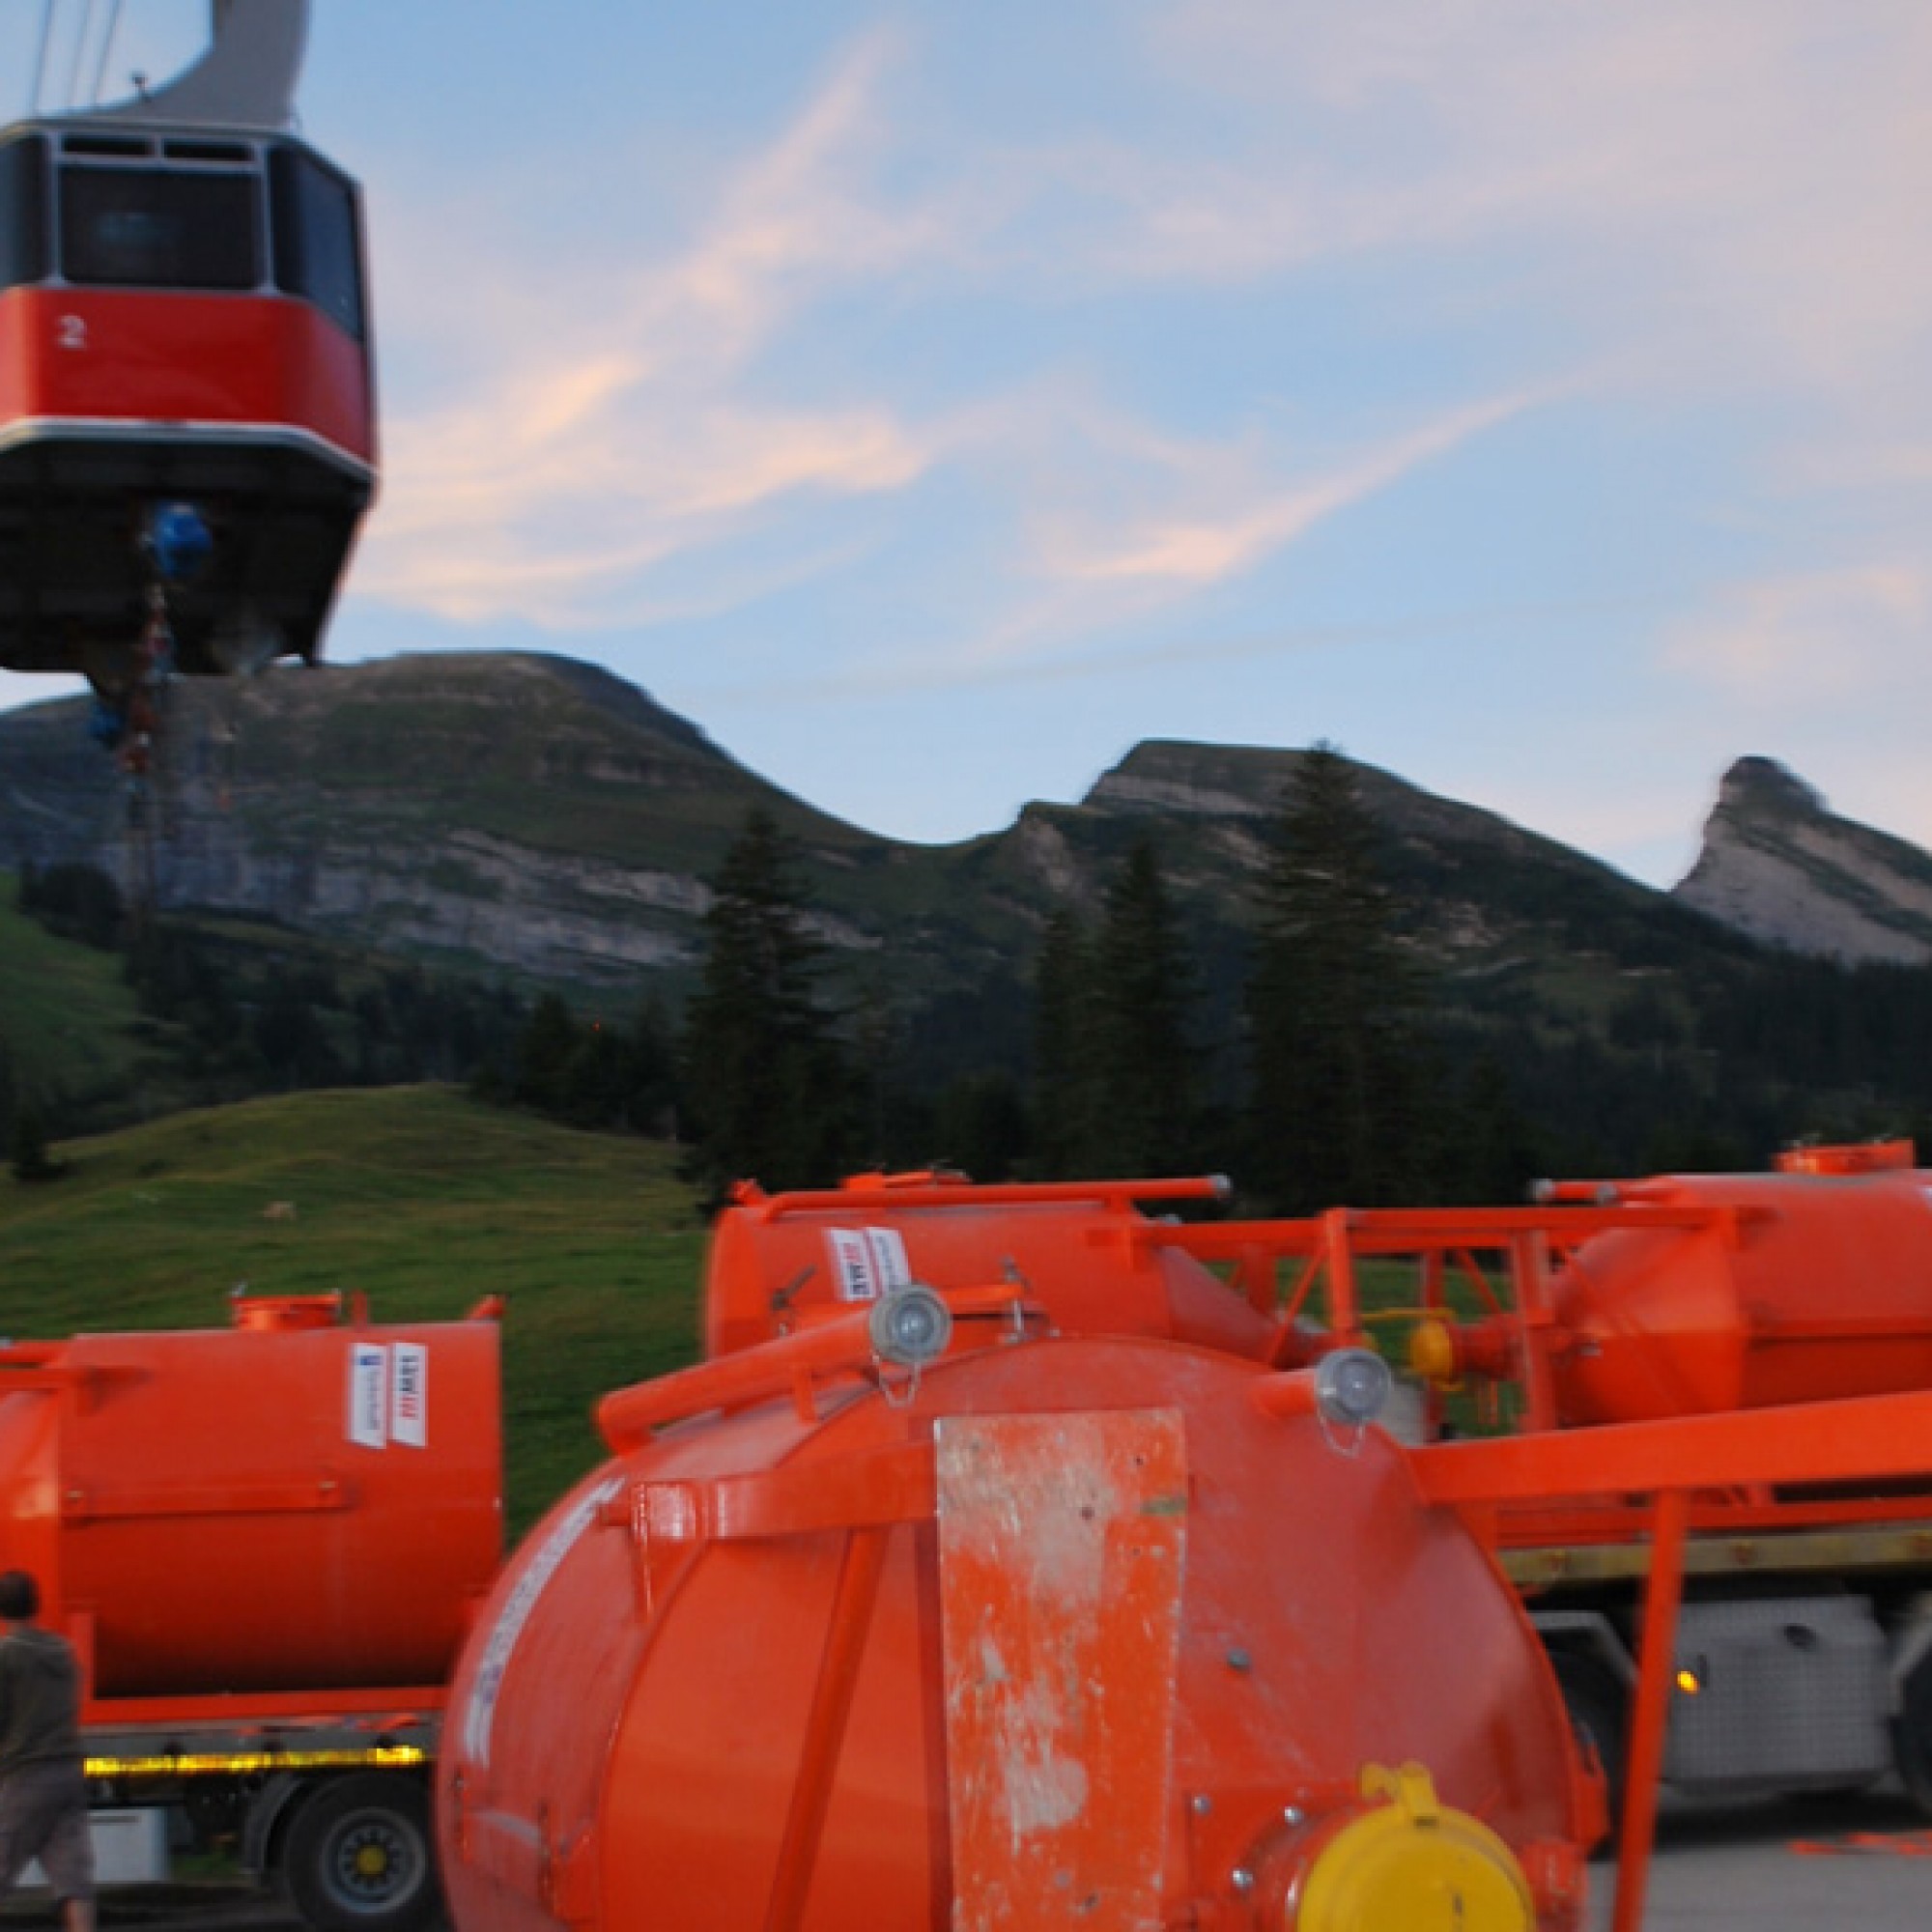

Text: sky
xmin=1 ymin=1 xmax=1929 ymax=889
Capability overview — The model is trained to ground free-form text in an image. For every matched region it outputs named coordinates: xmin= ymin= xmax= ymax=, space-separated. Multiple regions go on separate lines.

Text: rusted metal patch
xmin=936 ymin=1407 xmax=1186 ymax=1931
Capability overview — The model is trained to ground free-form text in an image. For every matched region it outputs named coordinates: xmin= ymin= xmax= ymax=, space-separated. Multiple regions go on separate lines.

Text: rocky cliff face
xmin=2 ymin=660 xmax=1652 ymax=998
xmin=0 ymin=653 xmax=804 ymax=987
xmin=8 ymin=655 xmax=1931 ymax=1002
xmin=1672 ymin=757 xmax=1932 ymax=965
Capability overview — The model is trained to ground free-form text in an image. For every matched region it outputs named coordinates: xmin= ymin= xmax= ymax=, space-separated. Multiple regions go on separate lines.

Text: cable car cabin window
xmin=0 ymin=137 xmax=47 ymax=291
xmin=59 ymin=165 xmax=260 ymax=290
xmin=59 ymin=135 xmax=148 ymax=157
xmin=269 ymin=148 xmax=363 ymax=340
xmin=162 ymin=140 xmax=252 ymax=164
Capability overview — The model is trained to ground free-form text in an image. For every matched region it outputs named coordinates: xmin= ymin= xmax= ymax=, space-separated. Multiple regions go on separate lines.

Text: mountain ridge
xmin=0 ymin=654 xmax=1922 ymax=998
xmin=1674 ymin=754 xmax=1932 ymax=964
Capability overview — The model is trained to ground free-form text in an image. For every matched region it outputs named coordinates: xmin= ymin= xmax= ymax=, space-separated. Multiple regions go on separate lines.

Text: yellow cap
xmin=1407 ymin=1319 xmax=1460 ymax=1387
xmin=1296 ymin=1763 xmax=1534 ymax=1932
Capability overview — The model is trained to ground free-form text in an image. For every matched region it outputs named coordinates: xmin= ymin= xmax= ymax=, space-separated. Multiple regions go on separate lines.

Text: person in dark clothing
xmin=0 ymin=1572 xmax=94 ymax=1932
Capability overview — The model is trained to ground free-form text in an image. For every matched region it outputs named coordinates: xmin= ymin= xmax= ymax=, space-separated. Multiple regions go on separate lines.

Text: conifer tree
xmin=1245 ymin=743 xmax=1435 ymax=1210
xmin=9 ymin=1101 xmax=55 ymax=1183
xmin=932 ymin=1069 xmax=1029 ymax=1181
xmin=679 ymin=808 xmax=855 ymax=1198
xmin=511 ymin=993 xmax=582 ymax=1117
xmin=622 ymin=997 xmax=679 ymax=1138
xmin=1091 ymin=838 xmax=1197 ymax=1174
xmin=1028 ymin=843 xmax=1203 ymax=1178
xmin=1030 ymin=909 xmax=1100 ymax=1174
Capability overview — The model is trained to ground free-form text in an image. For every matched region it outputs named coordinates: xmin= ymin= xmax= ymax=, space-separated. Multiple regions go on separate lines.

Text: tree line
xmin=8 ymin=861 xmax=528 ymax=1178
xmin=18 ymin=745 xmax=1932 ymax=1210
xmin=534 ymin=743 xmax=1932 ymax=1209
xmin=489 ymin=747 xmax=1589 ymax=1208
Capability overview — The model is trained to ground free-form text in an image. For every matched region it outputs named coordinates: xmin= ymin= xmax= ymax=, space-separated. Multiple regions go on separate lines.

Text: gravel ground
xmin=1590 ymin=1788 xmax=1932 ymax=1930
xmin=1 ymin=1794 xmax=1926 ymax=1931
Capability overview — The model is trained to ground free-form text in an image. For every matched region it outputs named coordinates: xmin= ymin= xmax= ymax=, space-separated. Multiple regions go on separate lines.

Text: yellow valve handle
xmin=1407 ymin=1318 xmax=1462 ymax=1388
xmin=1296 ymin=1762 xmax=1535 ymax=1932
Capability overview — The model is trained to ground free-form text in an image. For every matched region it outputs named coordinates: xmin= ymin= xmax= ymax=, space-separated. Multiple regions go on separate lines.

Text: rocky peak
xmin=1673 ymin=757 xmax=1932 ymax=964
xmin=1085 ymin=741 xmax=1286 ymax=819
xmin=1711 ymin=755 xmax=1827 ymax=820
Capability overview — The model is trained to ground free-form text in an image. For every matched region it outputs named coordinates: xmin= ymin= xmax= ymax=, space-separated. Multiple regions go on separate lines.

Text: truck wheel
xmin=1894 ymin=1650 xmax=1932 ymax=1817
xmin=1552 ymin=1656 xmax=1627 ymax=1840
xmin=282 ymin=1775 xmax=440 ymax=1932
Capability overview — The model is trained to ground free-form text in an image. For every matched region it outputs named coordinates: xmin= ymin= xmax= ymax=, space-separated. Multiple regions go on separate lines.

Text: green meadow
xmin=0 ymin=1084 xmax=709 ymax=1539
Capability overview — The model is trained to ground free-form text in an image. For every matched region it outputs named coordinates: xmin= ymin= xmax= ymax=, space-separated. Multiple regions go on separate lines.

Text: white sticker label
xmin=390 ymin=1343 xmax=428 ymax=1448
xmin=348 ymin=1344 xmax=387 ymax=1449
xmin=867 ymin=1227 xmax=912 ymax=1293
xmin=824 ymin=1226 xmax=913 ymax=1301
xmin=826 ymin=1228 xmax=877 ymax=1300
xmin=461 ymin=1476 xmax=622 ymax=1768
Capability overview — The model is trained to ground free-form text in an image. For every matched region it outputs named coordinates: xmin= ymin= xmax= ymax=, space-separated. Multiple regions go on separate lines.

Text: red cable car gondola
xmin=0 ymin=0 xmax=374 ymax=694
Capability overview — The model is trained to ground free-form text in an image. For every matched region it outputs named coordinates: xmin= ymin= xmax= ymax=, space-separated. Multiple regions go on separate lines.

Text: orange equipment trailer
xmin=0 ymin=1291 xmax=501 ymax=1932
xmin=440 ymin=1173 xmax=1608 ymax=1932
xmin=1113 ymin=1144 xmax=1932 ymax=1825
xmin=438 ymin=1163 xmax=1932 ymax=1932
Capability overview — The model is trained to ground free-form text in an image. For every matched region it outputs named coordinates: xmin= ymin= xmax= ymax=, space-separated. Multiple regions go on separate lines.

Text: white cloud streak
xmin=1136 ymin=2 xmax=1932 ymax=406
xmin=1043 ymin=390 xmax=1540 ymax=588
xmin=355 ymin=31 xmax=944 ymax=628
xmin=348 ymin=0 xmax=1932 ymax=727
xmin=351 ymin=15 xmax=1585 ymax=647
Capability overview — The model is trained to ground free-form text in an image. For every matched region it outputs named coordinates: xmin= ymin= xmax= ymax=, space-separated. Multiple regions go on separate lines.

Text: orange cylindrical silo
xmin=439 ymin=1299 xmax=1592 ymax=1932
xmin=705 ymin=1173 xmax=1275 ymax=1362
xmin=1548 ymin=1152 xmax=1932 ymax=1424
xmin=0 ymin=1293 xmax=501 ymax=1698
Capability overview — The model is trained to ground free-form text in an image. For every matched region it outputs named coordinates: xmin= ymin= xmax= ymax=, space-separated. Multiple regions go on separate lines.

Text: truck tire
xmin=1551 ymin=1655 xmax=1627 ymax=1839
xmin=281 ymin=1775 xmax=440 ymax=1932
xmin=1895 ymin=1649 xmax=1932 ymax=1817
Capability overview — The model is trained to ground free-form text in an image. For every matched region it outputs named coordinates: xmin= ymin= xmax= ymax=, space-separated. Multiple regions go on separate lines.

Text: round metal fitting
xmin=867 ymin=1284 xmax=953 ymax=1368
xmin=1314 ymin=1348 xmax=1393 ymax=1428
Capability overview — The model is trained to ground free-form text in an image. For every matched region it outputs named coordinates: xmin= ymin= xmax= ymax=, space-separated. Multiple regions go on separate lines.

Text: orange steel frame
xmin=1413 ymin=1387 xmax=1932 ymax=1932
xmin=1122 ymin=1197 xmax=1932 ymax=1932
xmin=605 ymin=1290 xmax=1561 ymax=1932
xmin=696 ymin=1174 xmax=1932 ymax=1928
xmin=602 ymin=1249 xmax=1932 ymax=1932
xmin=1139 ymin=1201 xmax=1932 ymax=1535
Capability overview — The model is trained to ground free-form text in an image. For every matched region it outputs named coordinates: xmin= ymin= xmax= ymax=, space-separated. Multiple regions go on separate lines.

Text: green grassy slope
xmin=0 ymin=1085 xmax=709 ymax=1538
xmin=0 ymin=881 xmax=166 ymax=1117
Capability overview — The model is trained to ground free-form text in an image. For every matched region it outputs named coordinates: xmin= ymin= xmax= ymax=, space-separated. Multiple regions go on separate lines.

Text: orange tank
xmin=0 ymin=1293 xmax=501 ymax=1698
xmin=705 ymin=1172 xmax=1277 ymax=1361
xmin=1538 ymin=1145 xmax=1932 ymax=1424
xmin=438 ymin=1281 xmax=1594 ymax=1931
